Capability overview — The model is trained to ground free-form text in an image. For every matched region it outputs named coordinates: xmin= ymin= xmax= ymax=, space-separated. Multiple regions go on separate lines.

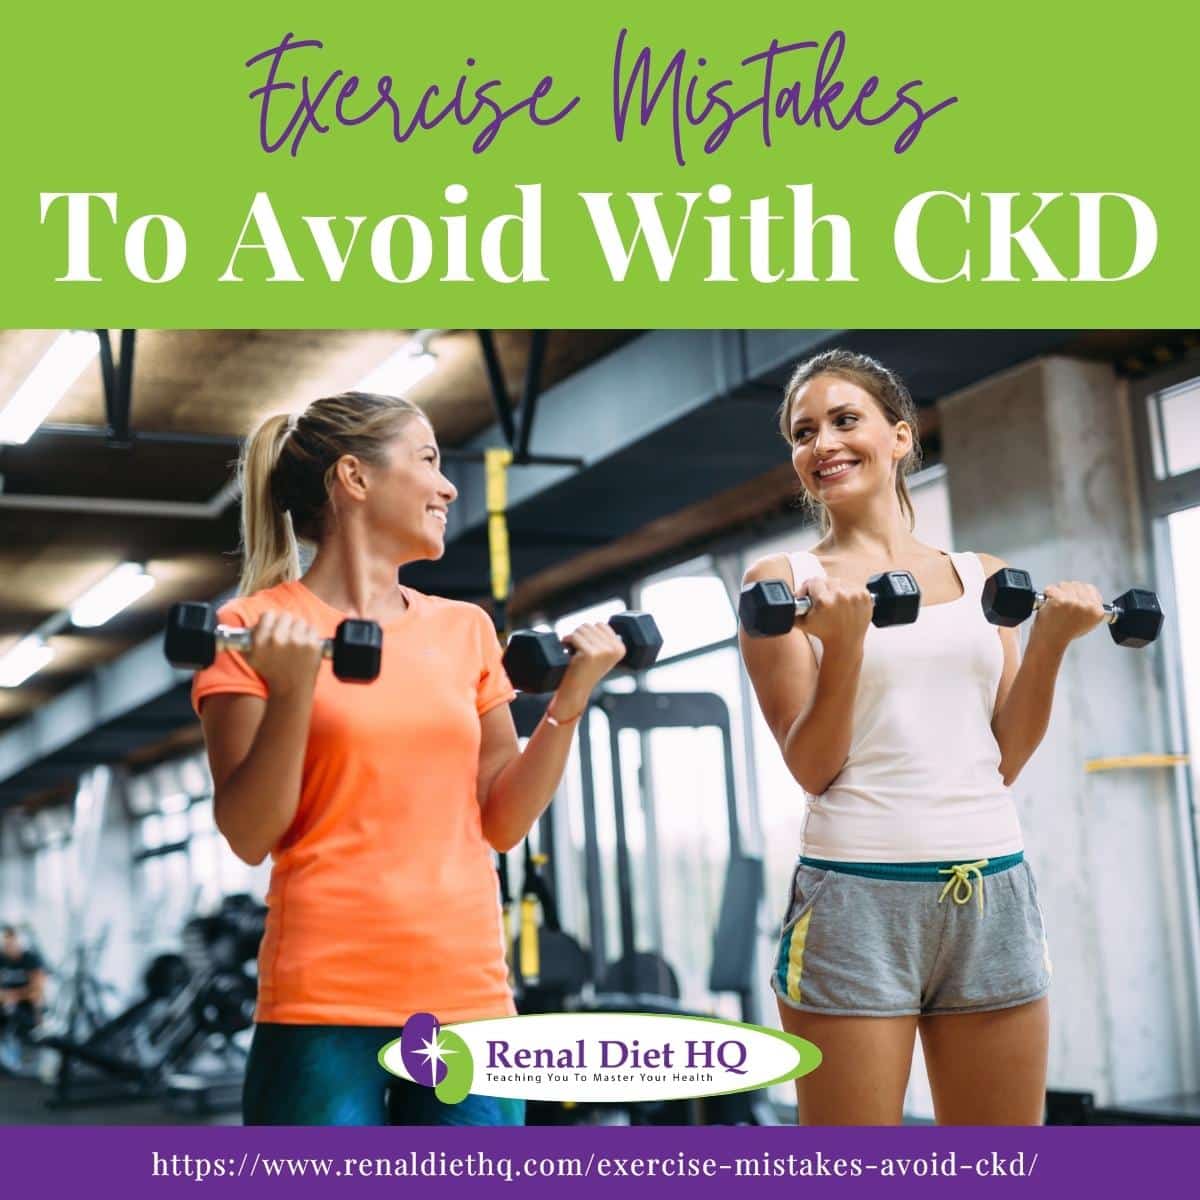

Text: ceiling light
xmin=0 ymin=330 xmax=100 ymax=445
xmin=0 ymin=637 xmax=55 ymax=688
xmin=158 ymin=791 xmax=191 ymax=814
xmin=357 ymin=332 xmax=439 ymax=395
xmin=69 ymin=562 xmax=156 ymax=628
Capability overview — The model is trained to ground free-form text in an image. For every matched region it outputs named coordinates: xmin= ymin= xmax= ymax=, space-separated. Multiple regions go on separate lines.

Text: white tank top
xmin=787 ymin=549 xmax=1023 ymax=862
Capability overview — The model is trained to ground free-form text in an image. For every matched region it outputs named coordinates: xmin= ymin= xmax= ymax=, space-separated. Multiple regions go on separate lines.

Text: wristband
xmin=544 ymin=707 xmax=584 ymax=728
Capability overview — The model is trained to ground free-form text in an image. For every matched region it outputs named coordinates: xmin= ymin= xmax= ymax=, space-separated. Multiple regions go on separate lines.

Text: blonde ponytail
xmin=236 ymin=392 xmax=426 ymax=596
xmin=237 ymin=413 xmax=300 ymax=595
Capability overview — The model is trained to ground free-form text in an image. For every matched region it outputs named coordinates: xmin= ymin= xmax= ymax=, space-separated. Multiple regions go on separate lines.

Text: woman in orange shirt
xmin=193 ymin=391 xmax=624 ymax=1126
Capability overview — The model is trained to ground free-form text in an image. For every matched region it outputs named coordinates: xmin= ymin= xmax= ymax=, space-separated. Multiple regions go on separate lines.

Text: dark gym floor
xmin=0 ymin=1072 xmax=237 ymax=1125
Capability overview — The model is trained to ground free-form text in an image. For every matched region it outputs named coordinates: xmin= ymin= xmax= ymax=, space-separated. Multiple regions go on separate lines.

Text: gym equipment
xmin=164 ymin=602 xmax=383 ymax=681
xmin=502 ymin=613 xmax=664 ymax=693
xmin=38 ymin=930 xmax=121 ymax=1050
xmin=495 ymin=697 xmax=592 ymax=1011
xmin=1045 ymin=1087 xmax=1200 ymax=1126
xmin=40 ymin=896 xmax=266 ymax=1112
xmin=571 ymin=691 xmax=776 ymax=1126
xmin=187 ymin=893 xmax=266 ymax=969
xmin=191 ymin=970 xmax=256 ymax=1035
xmin=739 ymin=570 xmax=921 ymax=637
xmin=486 ymin=446 xmax=514 ymax=637
xmin=143 ymin=953 xmax=190 ymax=1000
xmin=511 ymin=840 xmax=590 ymax=1014
xmin=981 ymin=568 xmax=1164 ymax=648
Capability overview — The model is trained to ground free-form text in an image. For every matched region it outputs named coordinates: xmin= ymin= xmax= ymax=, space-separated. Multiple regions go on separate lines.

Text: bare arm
xmin=201 ymin=691 xmax=314 ymax=866
xmin=739 ymin=554 xmax=870 ymax=795
xmin=199 ymin=611 xmax=326 ymax=866
xmin=984 ymin=553 xmax=1107 ymax=785
xmin=475 ymin=705 xmax=583 ymax=852
xmin=23 ymin=968 xmax=46 ymax=1007
xmin=477 ymin=622 xmax=625 ymax=852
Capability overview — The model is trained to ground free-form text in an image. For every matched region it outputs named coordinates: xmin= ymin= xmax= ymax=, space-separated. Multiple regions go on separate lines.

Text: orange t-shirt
xmin=191 ymin=580 xmax=517 ymax=1026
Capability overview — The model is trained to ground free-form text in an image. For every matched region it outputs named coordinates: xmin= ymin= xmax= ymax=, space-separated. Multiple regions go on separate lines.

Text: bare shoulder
xmin=742 ymin=551 xmax=795 ymax=587
xmin=975 ymin=551 xmax=1009 ymax=576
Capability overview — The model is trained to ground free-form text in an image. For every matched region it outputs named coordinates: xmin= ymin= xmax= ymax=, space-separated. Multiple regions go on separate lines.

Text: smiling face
xmin=786 ymin=374 xmax=912 ymax=513
xmin=386 ymin=416 xmax=457 ymax=559
xmin=344 ymin=415 xmax=458 ymax=561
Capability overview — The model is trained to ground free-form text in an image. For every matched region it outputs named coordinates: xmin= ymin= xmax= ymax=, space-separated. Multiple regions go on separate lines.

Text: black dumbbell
xmin=981 ymin=568 xmax=1164 ymax=648
xmin=503 ymin=612 xmax=664 ymax=694
xmin=164 ymin=602 xmax=383 ymax=682
xmin=739 ymin=571 xmax=922 ymax=638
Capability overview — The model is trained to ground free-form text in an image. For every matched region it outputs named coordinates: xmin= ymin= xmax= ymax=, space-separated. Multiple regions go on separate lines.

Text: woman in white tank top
xmin=740 ymin=350 xmax=1110 ymax=1126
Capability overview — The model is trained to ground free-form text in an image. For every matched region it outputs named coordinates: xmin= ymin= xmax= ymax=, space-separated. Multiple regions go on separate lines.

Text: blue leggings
xmin=243 ymin=1023 xmax=525 ymax=1126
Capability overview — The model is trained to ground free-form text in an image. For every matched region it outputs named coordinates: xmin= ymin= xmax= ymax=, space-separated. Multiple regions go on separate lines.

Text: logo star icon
xmin=416 ymin=1032 xmax=456 ymax=1073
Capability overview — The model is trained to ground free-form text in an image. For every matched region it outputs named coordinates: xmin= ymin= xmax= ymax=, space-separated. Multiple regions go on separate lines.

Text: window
xmin=1149 ymin=377 xmax=1200 ymax=478
xmin=1168 ymin=506 xmax=1200 ymax=837
xmin=638 ymin=564 xmax=736 ymax=661
xmin=553 ymin=598 xmax=626 ymax=640
xmin=644 ymin=648 xmax=747 ymax=1019
xmin=545 ymin=598 xmax=630 ymax=964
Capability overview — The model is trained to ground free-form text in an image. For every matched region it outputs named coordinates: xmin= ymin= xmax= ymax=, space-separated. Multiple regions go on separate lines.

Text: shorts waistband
xmin=798 ymin=851 xmax=1024 ymax=883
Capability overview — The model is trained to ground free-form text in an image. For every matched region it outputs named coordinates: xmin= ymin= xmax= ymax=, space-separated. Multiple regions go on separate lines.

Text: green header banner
xmin=4 ymin=2 xmax=1196 ymax=327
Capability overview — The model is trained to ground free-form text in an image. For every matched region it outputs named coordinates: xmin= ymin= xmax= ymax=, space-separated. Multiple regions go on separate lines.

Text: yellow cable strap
xmin=1085 ymin=753 xmax=1189 ymax=774
xmin=937 ymin=859 xmax=989 ymax=915
xmin=485 ymin=448 xmax=513 ymax=632
xmin=519 ymin=897 xmax=540 ymax=983
xmin=501 ymin=904 xmax=514 ymax=985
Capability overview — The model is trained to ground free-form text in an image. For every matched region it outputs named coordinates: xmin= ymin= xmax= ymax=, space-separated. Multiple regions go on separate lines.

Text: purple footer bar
xmin=0 ymin=1126 xmax=1191 ymax=1193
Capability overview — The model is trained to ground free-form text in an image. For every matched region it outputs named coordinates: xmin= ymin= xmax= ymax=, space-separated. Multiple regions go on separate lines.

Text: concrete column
xmin=940 ymin=356 xmax=1197 ymax=1105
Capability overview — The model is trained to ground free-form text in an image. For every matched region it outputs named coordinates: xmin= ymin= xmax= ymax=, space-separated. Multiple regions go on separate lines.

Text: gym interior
xmin=0 ymin=328 xmax=1197 ymax=1124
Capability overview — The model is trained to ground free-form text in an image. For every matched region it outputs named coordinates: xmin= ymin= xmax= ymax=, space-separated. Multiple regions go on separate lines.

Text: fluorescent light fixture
xmin=357 ymin=337 xmax=438 ymax=396
xmin=159 ymin=791 xmax=191 ymax=814
xmin=0 ymin=637 xmax=55 ymax=688
xmin=69 ymin=562 xmax=155 ymax=628
xmin=0 ymin=330 xmax=99 ymax=445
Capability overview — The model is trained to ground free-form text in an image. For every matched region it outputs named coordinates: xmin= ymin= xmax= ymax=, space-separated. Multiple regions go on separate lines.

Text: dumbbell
xmin=739 ymin=571 xmax=922 ymax=637
xmin=164 ymin=602 xmax=383 ymax=682
xmin=981 ymin=568 xmax=1163 ymax=648
xmin=503 ymin=613 xmax=664 ymax=694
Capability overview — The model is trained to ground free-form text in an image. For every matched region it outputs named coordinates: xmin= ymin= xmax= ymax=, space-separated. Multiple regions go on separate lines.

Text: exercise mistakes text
xmin=244 ymin=28 xmax=955 ymax=162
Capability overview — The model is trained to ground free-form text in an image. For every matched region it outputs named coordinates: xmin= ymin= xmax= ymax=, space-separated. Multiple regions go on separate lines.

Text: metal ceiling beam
xmin=439 ymin=329 xmax=838 ymax=544
xmin=96 ymin=329 xmax=137 ymax=446
xmin=37 ymin=424 xmax=242 ymax=450
xmin=476 ymin=330 xmax=516 ymax=445
xmin=515 ymin=329 xmax=549 ymax=460
xmin=0 ymin=476 xmax=241 ymax=518
xmin=0 ymin=631 xmax=190 ymax=792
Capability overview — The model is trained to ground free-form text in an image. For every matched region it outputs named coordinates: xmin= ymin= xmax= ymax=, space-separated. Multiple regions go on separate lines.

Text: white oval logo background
xmin=381 ymin=1012 xmax=818 ymax=1103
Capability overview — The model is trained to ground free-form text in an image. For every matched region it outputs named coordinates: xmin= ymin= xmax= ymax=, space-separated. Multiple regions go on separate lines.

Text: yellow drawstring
xmin=938 ymin=859 xmax=989 ymax=915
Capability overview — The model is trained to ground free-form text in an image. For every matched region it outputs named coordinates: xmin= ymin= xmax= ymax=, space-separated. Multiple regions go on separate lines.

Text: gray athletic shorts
xmin=771 ymin=853 xmax=1052 ymax=1017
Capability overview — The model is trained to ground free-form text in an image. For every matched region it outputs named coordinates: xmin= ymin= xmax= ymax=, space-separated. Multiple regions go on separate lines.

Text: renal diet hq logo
xmin=380 ymin=1012 xmax=820 ymax=1104
xmin=391 ymin=1012 xmax=475 ymax=1105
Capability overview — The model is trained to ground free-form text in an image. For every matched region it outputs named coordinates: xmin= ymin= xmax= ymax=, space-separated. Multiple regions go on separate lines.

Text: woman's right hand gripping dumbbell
xmin=797 ymin=576 xmax=875 ymax=650
xmin=546 ymin=622 xmax=629 ymax=720
xmin=242 ymin=612 xmax=327 ymax=701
